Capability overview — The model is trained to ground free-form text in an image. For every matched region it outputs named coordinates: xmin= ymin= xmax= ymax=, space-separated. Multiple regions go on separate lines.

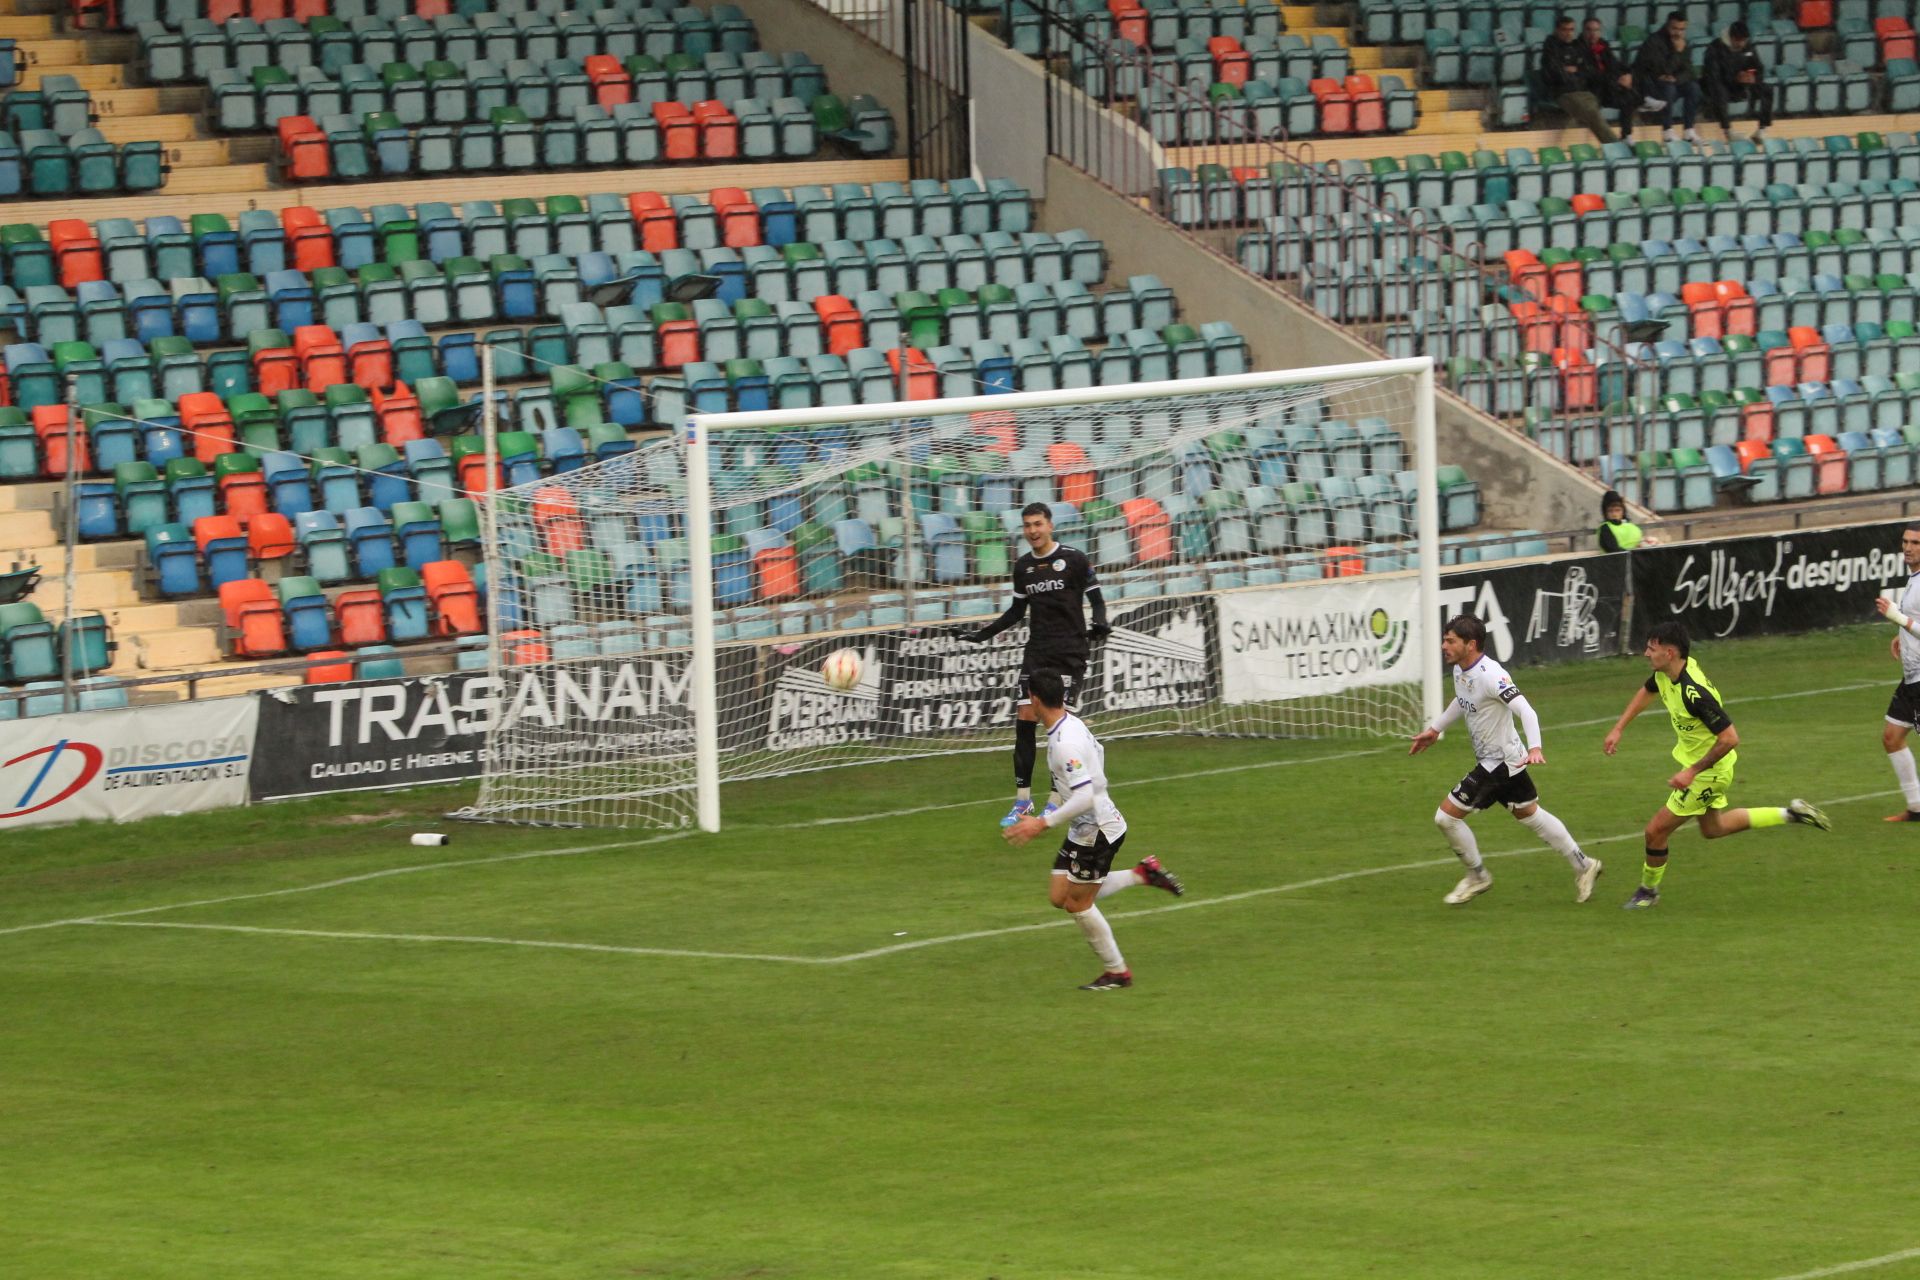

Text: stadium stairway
xmin=1 ymin=3 xmax=273 ymax=201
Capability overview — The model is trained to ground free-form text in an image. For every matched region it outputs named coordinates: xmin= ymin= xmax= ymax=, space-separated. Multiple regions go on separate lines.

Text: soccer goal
xmin=456 ymin=357 xmax=1443 ymax=831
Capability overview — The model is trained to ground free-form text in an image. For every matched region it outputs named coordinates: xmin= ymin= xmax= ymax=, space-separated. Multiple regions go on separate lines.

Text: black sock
xmin=1014 ymin=719 xmax=1037 ymax=790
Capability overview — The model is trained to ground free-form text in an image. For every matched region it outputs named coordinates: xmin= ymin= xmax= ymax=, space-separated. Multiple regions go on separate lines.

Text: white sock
xmin=1435 ymin=808 xmax=1483 ymax=871
xmin=1016 ymin=786 xmax=1031 ymax=804
xmin=1519 ymin=806 xmax=1589 ymax=870
xmin=1073 ymin=904 xmax=1126 ymax=972
xmin=1097 ymin=868 xmax=1142 ymax=899
xmin=1890 ymin=746 xmax=1920 ymax=810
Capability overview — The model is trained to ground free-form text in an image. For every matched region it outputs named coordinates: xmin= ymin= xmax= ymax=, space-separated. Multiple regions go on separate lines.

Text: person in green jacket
xmin=1597 ymin=490 xmax=1647 ymax=552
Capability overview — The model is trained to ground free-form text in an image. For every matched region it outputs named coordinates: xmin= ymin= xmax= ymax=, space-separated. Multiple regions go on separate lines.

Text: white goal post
xmin=461 ymin=357 xmax=1442 ymax=832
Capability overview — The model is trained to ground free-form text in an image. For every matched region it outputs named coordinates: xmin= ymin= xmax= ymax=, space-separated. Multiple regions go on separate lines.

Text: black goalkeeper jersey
xmin=1012 ymin=543 xmax=1099 ymax=658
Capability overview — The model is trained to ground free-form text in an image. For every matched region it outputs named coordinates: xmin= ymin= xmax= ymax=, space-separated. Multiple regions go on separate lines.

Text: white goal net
xmin=457 ymin=360 xmax=1441 ymax=830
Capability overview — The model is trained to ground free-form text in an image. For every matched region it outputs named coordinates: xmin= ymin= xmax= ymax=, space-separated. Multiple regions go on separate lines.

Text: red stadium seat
xmin=885 ymin=347 xmax=936 ymax=400
xmin=219 ymin=578 xmax=289 ymax=657
xmin=1208 ymin=37 xmax=1250 ymax=86
xmin=31 ymin=405 xmax=90 ymax=477
xmin=653 ymin=102 xmax=698 ymax=161
xmin=277 ymin=116 xmax=330 ymax=182
xmin=693 ymin=100 xmax=738 ymax=159
xmin=49 ymin=219 xmax=103 ymax=288
xmin=281 ymin=205 xmax=335 ymax=271
xmin=294 ymin=324 xmax=347 ymax=391
xmin=252 ymin=337 xmax=299 ymax=396
xmin=711 ymin=187 xmax=761 ymax=247
xmin=373 ymin=383 xmax=423 ymax=446
xmin=1121 ymin=496 xmax=1172 ymax=564
xmin=1879 ymin=16 xmax=1917 ymax=60
xmin=814 ymin=294 xmax=863 ymax=355
xmin=1107 ymin=0 xmax=1146 ymax=46
xmin=1803 ymin=433 xmax=1848 ymax=493
xmin=1047 ymin=441 xmax=1096 ymax=506
xmin=532 ymin=485 xmax=588 ymax=555
xmin=334 ymin=589 xmax=387 ymax=646
xmin=181 ymin=392 xmax=237 ymax=465
xmin=1310 ymin=79 xmax=1352 ymax=132
xmin=248 ymin=511 xmax=296 ymax=559
xmin=1344 ymin=75 xmax=1384 ymax=132
xmin=422 ymin=561 xmax=482 ymax=634
xmin=628 ymin=191 xmax=679 ymax=252
xmin=303 ymin=650 xmax=354 ymax=684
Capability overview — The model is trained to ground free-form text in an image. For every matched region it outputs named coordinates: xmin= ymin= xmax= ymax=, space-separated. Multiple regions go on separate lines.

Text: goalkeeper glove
xmin=1088 ymin=623 xmax=1112 ymax=641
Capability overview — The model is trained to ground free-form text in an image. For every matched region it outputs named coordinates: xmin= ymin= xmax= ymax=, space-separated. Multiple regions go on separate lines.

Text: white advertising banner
xmin=0 ymin=696 xmax=257 ymax=829
xmin=1217 ymin=578 xmax=1425 ymax=704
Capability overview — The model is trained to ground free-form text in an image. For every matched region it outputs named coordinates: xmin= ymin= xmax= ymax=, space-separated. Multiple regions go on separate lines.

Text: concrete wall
xmin=1039 ymin=159 xmax=1615 ymax=535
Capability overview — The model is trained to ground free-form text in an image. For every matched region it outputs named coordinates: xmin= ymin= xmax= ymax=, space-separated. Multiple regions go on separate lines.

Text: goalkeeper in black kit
xmin=964 ymin=502 xmax=1111 ymax=827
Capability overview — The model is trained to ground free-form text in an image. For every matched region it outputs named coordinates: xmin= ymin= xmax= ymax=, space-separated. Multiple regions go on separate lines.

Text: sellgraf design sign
xmin=1630 ymin=521 xmax=1911 ymax=643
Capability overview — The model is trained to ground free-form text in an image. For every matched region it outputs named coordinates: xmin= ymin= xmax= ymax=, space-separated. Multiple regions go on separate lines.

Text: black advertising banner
xmin=1437 ymin=555 xmax=1630 ymax=669
xmin=747 ymin=594 xmax=1225 ymax=752
xmin=249 ymin=650 xmax=758 ymax=801
xmin=1090 ymin=593 xmax=1220 ymax=714
xmin=885 ymin=625 xmax=1027 ymax=736
xmin=757 ymin=632 xmax=892 ymax=750
xmin=1629 ymin=519 xmax=1910 ymax=646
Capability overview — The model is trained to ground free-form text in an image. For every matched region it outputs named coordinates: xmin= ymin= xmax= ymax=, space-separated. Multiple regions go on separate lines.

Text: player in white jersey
xmin=1408 ymin=614 xmax=1604 ymax=905
xmin=1001 ymin=668 xmax=1184 ymax=990
xmin=1872 ymin=523 xmax=1920 ymax=820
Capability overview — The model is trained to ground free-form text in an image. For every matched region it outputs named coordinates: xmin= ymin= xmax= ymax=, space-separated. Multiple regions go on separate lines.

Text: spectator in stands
xmin=1581 ymin=17 xmax=1665 ymax=140
xmin=1597 ymin=490 xmax=1654 ymax=551
xmin=1542 ymin=13 xmax=1621 ymax=143
xmin=1701 ymin=21 xmax=1773 ymax=140
xmin=1634 ymin=11 xmax=1703 ymax=141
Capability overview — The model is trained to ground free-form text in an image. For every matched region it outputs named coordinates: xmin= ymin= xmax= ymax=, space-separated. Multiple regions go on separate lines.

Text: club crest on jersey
xmin=1052 ymin=559 xmax=1065 ymax=571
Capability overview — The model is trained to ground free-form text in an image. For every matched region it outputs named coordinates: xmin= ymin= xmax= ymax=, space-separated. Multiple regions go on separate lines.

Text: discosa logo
xmin=0 ymin=739 xmax=105 ymax=821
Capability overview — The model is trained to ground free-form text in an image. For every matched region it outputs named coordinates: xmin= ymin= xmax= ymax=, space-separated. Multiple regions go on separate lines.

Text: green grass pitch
xmin=5 ymin=626 xmax=1920 ymax=1280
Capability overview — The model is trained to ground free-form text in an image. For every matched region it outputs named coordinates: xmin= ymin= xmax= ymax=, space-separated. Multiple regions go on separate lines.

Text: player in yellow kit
xmin=1602 ymin=621 xmax=1830 ymax=909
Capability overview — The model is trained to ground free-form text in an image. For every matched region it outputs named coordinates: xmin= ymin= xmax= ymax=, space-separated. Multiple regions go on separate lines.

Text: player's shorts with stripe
xmin=1053 ymin=830 xmax=1125 ymax=883
xmin=1449 ymin=763 xmax=1539 ymax=811
xmin=1887 ymin=680 xmax=1920 ymax=729
xmin=1017 ymin=649 xmax=1088 ymax=705
xmin=1666 ymin=760 xmax=1735 ymax=817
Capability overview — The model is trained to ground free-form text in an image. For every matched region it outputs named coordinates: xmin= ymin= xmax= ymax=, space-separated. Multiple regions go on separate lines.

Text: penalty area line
xmin=1764 ymin=1246 xmax=1920 ymax=1280
xmin=0 ymin=675 xmax=1893 ymax=947
xmin=78 ymin=919 xmax=826 ymax=965
xmin=78 ymin=789 xmax=1902 ymax=968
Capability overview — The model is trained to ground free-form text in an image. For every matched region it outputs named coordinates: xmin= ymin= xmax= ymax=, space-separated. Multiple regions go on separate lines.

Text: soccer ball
xmin=820 ymin=648 xmax=864 ymax=691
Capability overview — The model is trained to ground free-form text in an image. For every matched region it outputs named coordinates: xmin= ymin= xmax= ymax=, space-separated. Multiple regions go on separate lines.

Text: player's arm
xmin=1505 ymin=688 xmax=1546 ymax=765
xmin=1409 ymin=698 xmax=1465 ymax=755
xmin=1671 ymin=688 xmax=1737 ymax=787
xmin=1876 ymin=596 xmax=1915 ymax=658
xmin=1086 ymin=585 xmax=1110 ymax=640
xmin=1602 ymin=680 xmax=1659 ymax=755
xmin=967 ymin=593 xmax=1026 ymax=642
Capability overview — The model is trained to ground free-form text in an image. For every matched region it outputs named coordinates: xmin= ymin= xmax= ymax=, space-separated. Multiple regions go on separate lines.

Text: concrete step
xmin=24 ymin=538 xmax=144 ymax=573
xmin=0 ymin=507 xmax=57 ymax=548
xmin=0 ymin=480 xmax=58 ymax=514
xmin=118 ymin=623 xmax=224 ymax=672
xmin=29 ymin=564 xmax=145 ymax=609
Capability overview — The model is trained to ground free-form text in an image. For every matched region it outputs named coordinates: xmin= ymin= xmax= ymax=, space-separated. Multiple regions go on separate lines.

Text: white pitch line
xmin=0 ymin=676 xmax=1893 ymax=946
xmin=0 ymin=830 xmax=698 ymax=938
xmin=81 ymin=919 xmax=825 ymax=965
xmin=73 ymin=789 xmax=1902 ymax=968
xmin=1765 ymin=1246 xmax=1920 ymax=1280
